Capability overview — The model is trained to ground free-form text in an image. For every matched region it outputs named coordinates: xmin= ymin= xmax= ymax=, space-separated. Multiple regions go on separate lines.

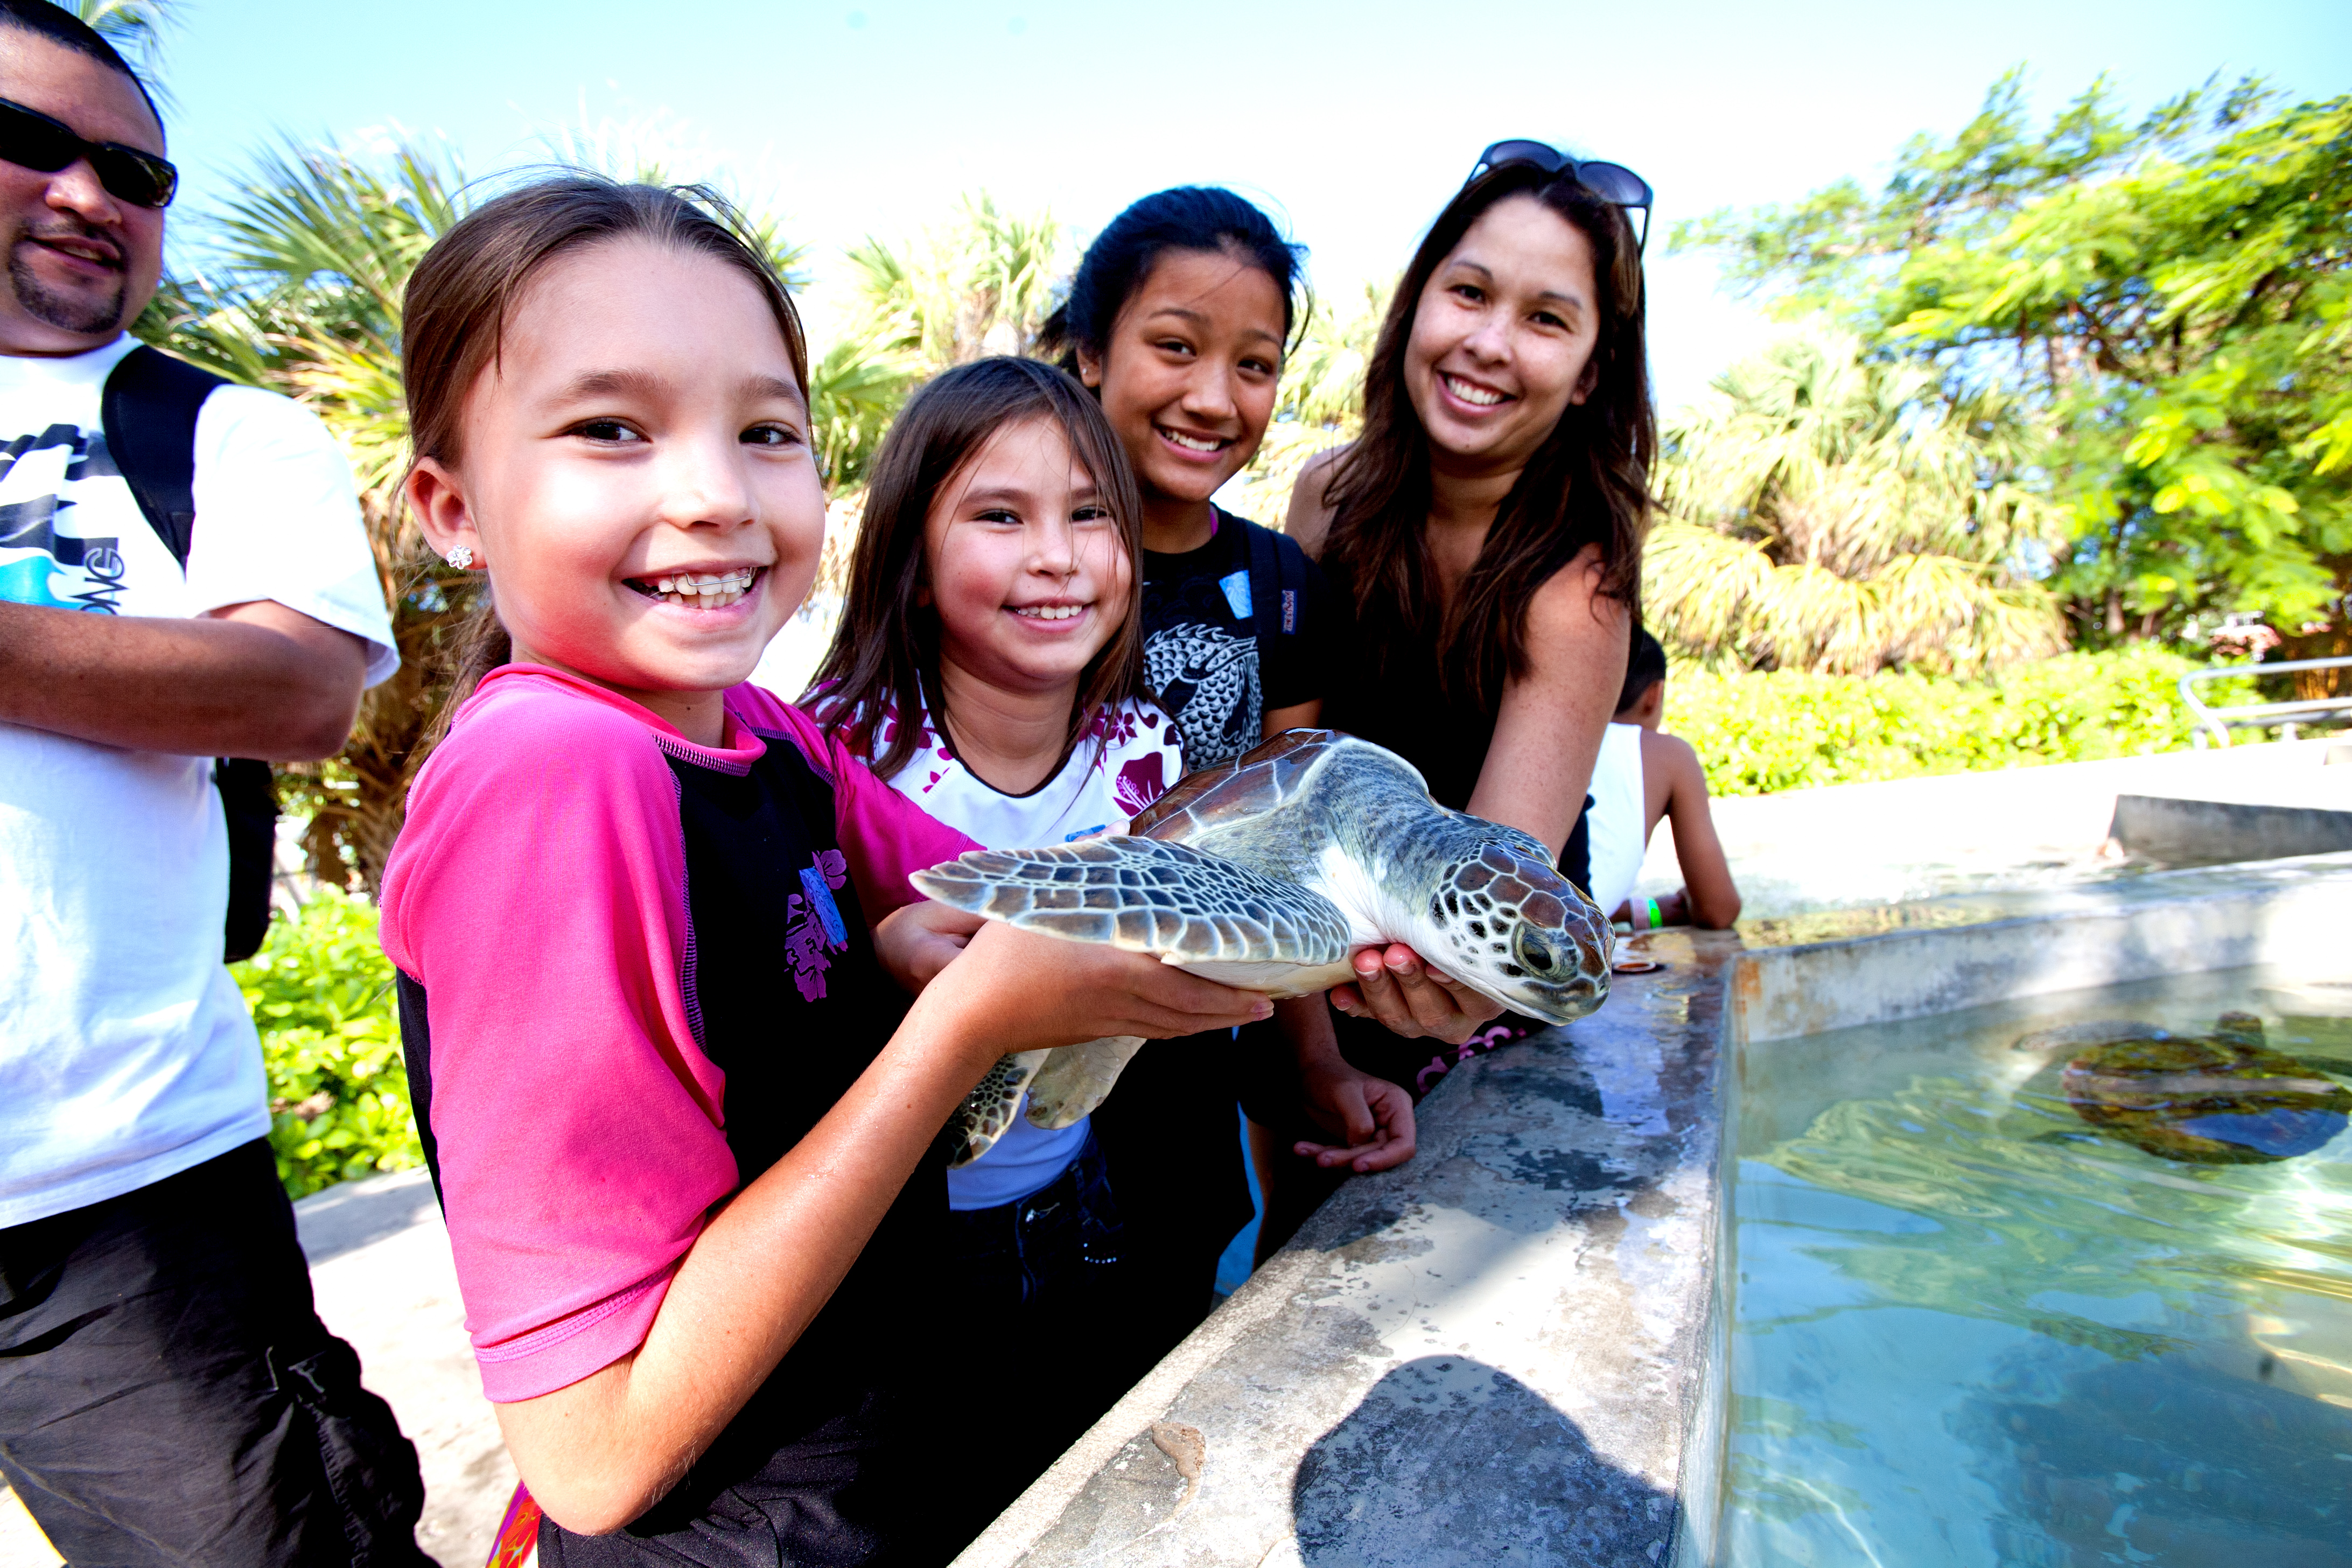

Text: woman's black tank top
xmin=1318 ymin=562 xmax=1592 ymax=892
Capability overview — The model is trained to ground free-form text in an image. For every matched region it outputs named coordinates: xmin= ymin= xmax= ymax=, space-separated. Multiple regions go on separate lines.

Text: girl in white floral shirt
xmin=807 ymin=357 xmax=1410 ymax=1549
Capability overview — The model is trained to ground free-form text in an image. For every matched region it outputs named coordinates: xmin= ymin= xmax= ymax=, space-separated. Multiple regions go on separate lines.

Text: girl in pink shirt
xmin=376 ymin=179 xmax=1267 ymax=1567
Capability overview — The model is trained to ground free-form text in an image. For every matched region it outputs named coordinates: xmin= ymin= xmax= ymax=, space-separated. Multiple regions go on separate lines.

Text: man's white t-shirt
xmin=0 ymin=335 xmax=396 ymax=1227
xmin=849 ymin=691 xmax=1186 ymax=1210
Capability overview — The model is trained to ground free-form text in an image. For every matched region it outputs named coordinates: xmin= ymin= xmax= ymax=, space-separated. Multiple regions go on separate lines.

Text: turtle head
xmin=1423 ymin=834 xmax=1613 ymax=1026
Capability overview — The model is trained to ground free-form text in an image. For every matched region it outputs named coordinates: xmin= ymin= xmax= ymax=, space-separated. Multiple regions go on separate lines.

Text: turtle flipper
xmin=1025 ymin=1036 xmax=1146 ymax=1130
xmin=948 ymin=1048 xmax=1051 ymax=1167
xmin=912 ymin=835 xmax=1354 ymax=969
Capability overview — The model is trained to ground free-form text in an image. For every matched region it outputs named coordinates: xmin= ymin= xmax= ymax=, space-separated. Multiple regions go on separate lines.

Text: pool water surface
xmin=1723 ymin=965 xmax=2352 ymax=1566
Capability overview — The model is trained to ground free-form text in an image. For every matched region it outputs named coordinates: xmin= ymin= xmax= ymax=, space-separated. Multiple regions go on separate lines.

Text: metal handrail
xmin=2180 ymin=654 xmax=2352 ymax=747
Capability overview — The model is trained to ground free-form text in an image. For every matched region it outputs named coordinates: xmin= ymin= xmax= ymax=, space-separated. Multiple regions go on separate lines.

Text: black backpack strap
xmin=1243 ymin=517 xmax=1309 ymax=646
xmin=100 ymin=344 xmax=227 ymax=569
xmin=215 ymin=757 xmax=279 ymax=963
xmin=102 ymin=346 xmax=275 ymax=962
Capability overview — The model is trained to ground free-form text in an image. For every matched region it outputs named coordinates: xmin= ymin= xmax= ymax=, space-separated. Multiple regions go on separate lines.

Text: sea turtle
xmin=2056 ymin=1011 xmax=2352 ymax=1164
xmin=915 ymin=729 xmax=1614 ymax=1165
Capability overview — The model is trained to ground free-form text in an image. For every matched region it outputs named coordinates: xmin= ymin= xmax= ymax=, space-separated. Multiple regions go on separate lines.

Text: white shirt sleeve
xmin=183 ymin=384 xmax=399 ymax=685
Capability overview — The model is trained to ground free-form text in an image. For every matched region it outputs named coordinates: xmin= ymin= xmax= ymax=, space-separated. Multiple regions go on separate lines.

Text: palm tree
xmin=1649 ymin=321 xmax=2066 ymax=675
xmin=71 ymin=0 xmax=171 ymax=91
xmin=843 ymin=192 xmax=1068 ymax=375
xmin=768 ymin=192 xmax=1065 ymax=651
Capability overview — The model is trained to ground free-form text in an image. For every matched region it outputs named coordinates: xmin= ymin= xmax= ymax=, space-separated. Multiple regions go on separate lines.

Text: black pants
xmin=929 ymin=1133 xmax=1138 ymax=1555
xmin=1088 ymin=1029 xmax=1255 ymax=1340
xmin=0 ymin=1140 xmax=429 ymax=1567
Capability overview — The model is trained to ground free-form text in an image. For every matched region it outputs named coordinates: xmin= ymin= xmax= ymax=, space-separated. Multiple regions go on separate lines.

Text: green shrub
xmin=1667 ymin=646 xmax=2262 ymax=797
xmin=230 ymin=889 xmax=420 ymax=1199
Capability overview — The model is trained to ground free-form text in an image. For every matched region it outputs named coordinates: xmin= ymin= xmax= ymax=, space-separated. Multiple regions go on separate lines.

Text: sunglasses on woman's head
xmin=0 ymin=97 xmax=176 ymax=209
xmin=1468 ymin=140 xmax=1650 ymax=254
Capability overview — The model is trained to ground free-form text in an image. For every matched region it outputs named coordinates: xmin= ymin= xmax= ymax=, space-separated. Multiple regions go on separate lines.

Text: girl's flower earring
xmin=445 ymin=544 xmax=475 ymax=570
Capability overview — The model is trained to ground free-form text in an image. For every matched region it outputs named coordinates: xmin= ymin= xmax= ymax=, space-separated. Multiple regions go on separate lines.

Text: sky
xmin=148 ymin=0 xmax=2351 ymax=411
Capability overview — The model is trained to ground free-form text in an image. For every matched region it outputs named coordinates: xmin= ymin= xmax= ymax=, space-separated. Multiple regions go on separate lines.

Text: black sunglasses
xmin=0 ymin=96 xmax=175 ymax=209
xmin=1468 ymin=140 xmax=1650 ymax=253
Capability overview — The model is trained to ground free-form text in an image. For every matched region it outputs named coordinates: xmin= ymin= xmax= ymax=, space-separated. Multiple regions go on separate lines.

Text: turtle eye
xmin=1516 ymin=930 xmax=1556 ymax=976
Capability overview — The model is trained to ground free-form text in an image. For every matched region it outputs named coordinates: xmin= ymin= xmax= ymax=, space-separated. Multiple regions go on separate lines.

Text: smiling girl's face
xmin=923 ymin=414 xmax=1131 ymax=702
xmin=1078 ymin=247 xmax=1285 ymax=526
xmin=409 ymin=237 xmax=824 ymax=737
xmin=1403 ymin=194 xmax=1602 ymax=473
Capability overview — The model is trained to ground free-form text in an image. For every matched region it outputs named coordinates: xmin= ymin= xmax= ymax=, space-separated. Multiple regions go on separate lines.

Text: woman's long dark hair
xmin=808 ymin=357 xmax=1147 ymax=782
xmin=1038 ymin=185 xmax=1308 ymax=374
xmin=1319 ymin=163 xmax=1653 ymax=708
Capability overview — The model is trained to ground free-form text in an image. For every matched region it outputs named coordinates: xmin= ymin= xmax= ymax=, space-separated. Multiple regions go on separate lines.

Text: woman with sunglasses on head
xmin=1255 ymin=142 xmax=1654 ymax=1256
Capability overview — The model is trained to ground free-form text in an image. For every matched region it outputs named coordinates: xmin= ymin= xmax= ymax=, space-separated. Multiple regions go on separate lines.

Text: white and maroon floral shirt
xmin=868 ymin=694 xmax=1184 ymax=852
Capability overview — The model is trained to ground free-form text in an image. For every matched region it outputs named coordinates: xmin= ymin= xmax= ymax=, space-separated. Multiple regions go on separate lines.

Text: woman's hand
xmin=1330 ymin=943 xmax=1507 ymax=1044
xmin=870 ymin=899 xmax=982 ymax=994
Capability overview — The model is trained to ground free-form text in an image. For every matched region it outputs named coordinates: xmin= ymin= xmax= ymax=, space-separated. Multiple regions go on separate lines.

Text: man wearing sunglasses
xmin=0 ymin=5 xmax=428 ymax=1564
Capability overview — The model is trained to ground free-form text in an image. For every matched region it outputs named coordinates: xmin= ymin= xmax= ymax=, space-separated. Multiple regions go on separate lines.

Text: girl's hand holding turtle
xmin=929 ymin=921 xmax=1273 ymax=1056
xmin=873 ymin=898 xmax=1269 ymax=1039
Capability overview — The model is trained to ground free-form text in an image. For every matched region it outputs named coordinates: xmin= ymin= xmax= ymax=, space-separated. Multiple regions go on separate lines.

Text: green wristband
xmin=1644 ymin=897 xmax=1663 ymax=930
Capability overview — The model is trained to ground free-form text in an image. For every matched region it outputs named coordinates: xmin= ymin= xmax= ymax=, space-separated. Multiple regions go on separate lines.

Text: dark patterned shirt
xmin=1140 ymin=508 xmax=1333 ymax=771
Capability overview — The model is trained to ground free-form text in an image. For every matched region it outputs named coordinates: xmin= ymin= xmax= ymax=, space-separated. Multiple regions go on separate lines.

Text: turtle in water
xmin=2056 ymin=1011 xmax=2352 ymax=1164
xmin=915 ymin=729 xmax=1614 ymax=1165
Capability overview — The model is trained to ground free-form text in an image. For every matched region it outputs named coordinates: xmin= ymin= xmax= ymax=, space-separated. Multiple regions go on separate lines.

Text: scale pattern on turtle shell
xmin=915 ymin=835 xmax=1354 ymax=964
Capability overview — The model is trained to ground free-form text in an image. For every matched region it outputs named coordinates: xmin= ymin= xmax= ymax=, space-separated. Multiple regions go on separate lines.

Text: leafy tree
xmin=1678 ymin=73 xmax=2352 ymax=688
xmin=1650 ymin=320 xmax=2063 ymax=675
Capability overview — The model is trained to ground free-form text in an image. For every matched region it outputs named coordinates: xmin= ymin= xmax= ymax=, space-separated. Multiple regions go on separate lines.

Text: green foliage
xmin=1653 ymin=320 xmax=2064 ymax=674
xmin=1676 ymin=72 xmax=2352 ymax=662
xmin=230 ymin=892 xmax=418 ymax=1199
xmin=1666 ymin=646 xmax=2253 ymax=797
xmin=808 ymin=332 xmax=914 ymax=492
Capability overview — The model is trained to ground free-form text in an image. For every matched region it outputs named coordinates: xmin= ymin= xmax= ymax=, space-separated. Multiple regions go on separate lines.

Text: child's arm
xmin=1651 ymin=731 xmax=1741 ymax=929
xmin=494 ymin=923 xmax=1269 ymax=1534
xmin=870 ymin=897 xmax=983 ymax=992
xmin=1276 ymin=994 xmax=1417 ymax=1173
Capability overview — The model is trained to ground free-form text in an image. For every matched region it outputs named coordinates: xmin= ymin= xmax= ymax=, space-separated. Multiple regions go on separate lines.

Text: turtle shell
xmin=2061 ymin=1012 xmax=2352 ymax=1164
xmin=1129 ymin=727 xmax=1344 ymax=843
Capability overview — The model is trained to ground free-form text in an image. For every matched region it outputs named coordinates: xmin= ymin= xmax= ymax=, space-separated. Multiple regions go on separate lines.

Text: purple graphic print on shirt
xmin=784 ymin=848 xmax=851 ymax=1002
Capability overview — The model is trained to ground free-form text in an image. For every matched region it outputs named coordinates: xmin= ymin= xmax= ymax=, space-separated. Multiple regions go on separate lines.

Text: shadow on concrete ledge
xmin=1292 ymin=1356 xmax=1673 ymax=1568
